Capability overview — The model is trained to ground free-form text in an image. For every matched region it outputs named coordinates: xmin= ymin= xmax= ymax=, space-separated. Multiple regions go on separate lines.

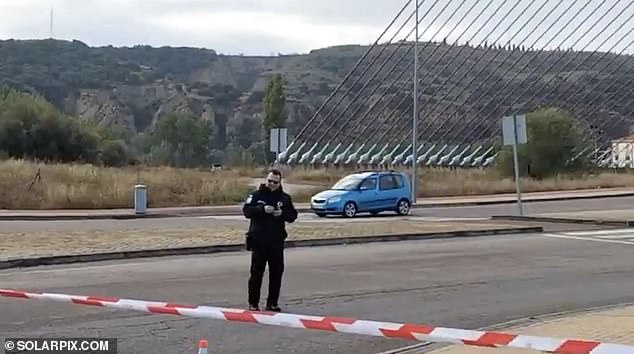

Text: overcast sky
xmin=1 ymin=0 xmax=632 ymax=55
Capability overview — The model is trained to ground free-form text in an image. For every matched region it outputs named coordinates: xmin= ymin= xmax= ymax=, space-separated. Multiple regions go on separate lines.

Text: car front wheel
xmin=342 ymin=202 xmax=357 ymax=218
xmin=396 ymin=199 xmax=411 ymax=215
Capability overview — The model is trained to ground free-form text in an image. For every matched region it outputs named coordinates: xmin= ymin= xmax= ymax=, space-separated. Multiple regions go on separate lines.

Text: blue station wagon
xmin=310 ymin=170 xmax=412 ymax=218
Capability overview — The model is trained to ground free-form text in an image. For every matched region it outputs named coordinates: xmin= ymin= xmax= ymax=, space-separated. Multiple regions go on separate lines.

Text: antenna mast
xmin=49 ymin=8 xmax=54 ymax=38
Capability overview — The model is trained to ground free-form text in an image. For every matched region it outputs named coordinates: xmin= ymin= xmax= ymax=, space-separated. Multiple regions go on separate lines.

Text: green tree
xmin=100 ymin=140 xmax=130 ymax=167
xmin=0 ymin=88 xmax=100 ymax=163
xmin=263 ymin=74 xmax=286 ymax=130
xmin=247 ymin=140 xmax=269 ymax=165
xmin=0 ymin=118 xmax=26 ymax=157
xmin=262 ymin=74 xmax=286 ymax=163
xmin=147 ymin=112 xmax=214 ymax=167
xmin=224 ymin=141 xmax=255 ymax=167
xmin=496 ymin=107 xmax=585 ymax=179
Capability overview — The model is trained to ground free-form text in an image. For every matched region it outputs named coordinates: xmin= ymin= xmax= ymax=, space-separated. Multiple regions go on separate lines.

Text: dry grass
xmin=0 ymin=159 xmax=251 ymax=209
xmin=282 ymin=166 xmax=634 ymax=197
xmin=2 ymin=159 xmax=634 ymax=210
xmin=419 ymin=168 xmax=634 ymax=197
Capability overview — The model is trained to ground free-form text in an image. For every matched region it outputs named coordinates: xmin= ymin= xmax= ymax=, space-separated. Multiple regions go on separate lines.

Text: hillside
xmin=1 ymin=39 xmax=632 ymax=152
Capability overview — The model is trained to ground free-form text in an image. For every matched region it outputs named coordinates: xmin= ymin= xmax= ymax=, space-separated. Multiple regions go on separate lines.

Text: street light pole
xmin=411 ymin=0 xmax=419 ymax=203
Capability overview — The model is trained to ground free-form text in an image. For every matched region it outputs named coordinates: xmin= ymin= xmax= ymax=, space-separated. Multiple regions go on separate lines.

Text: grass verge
xmin=2 ymin=159 xmax=634 ymax=209
xmin=0 ymin=159 xmax=251 ymax=209
xmin=0 ymin=219 xmax=521 ymax=261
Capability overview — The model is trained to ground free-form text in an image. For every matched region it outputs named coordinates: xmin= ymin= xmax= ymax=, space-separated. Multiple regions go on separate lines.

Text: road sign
xmin=501 ymin=114 xmax=527 ymax=216
xmin=270 ymin=128 xmax=288 ymax=160
xmin=502 ymin=115 xmax=527 ymax=145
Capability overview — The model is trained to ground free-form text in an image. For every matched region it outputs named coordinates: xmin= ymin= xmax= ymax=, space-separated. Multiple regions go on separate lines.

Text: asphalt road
xmin=2 ymin=195 xmax=633 ymax=232
xmin=1 ymin=233 xmax=633 ymax=354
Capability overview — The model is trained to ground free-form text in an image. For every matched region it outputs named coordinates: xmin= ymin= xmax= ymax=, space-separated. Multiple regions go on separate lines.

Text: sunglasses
xmin=267 ymin=179 xmax=280 ymax=184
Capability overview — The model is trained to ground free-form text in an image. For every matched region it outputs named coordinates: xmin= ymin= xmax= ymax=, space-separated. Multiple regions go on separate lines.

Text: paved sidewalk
xmin=429 ymin=305 xmax=634 ymax=353
xmin=494 ymin=209 xmax=634 ymax=227
xmin=2 ymin=187 xmax=634 ymax=220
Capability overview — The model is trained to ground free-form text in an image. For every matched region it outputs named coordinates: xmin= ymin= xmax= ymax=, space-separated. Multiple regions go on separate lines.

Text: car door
xmin=356 ymin=177 xmax=378 ymax=211
xmin=377 ymin=174 xmax=399 ymax=209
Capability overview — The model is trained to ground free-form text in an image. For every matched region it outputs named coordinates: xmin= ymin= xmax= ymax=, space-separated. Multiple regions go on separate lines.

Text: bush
xmin=0 ymin=88 xmax=102 ymax=164
xmin=100 ymin=140 xmax=130 ymax=167
xmin=496 ymin=107 xmax=586 ymax=179
xmin=142 ymin=112 xmax=214 ymax=168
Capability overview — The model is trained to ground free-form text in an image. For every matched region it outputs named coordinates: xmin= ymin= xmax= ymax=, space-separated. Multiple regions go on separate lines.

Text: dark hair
xmin=268 ymin=168 xmax=282 ymax=178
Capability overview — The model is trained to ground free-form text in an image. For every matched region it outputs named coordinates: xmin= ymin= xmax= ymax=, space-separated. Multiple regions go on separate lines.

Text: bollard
xmin=133 ymin=184 xmax=147 ymax=215
xmin=197 ymin=339 xmax=208 ymax=354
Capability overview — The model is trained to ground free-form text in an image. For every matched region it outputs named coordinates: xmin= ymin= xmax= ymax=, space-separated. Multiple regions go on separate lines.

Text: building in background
xmin=610 ymin=133 xmax=634 ymax=168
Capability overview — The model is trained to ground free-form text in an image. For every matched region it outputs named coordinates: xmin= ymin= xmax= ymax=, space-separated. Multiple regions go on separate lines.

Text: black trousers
xmin=248 ymin=245 xmax=284 ymax=307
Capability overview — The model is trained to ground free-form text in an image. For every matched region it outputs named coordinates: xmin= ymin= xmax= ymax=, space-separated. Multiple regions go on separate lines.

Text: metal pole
xmin=512 ymin=114 xmax=523 ymax=216
xmin=277 ymin=128 xmax=281 ymax=165
xmin=411 ymin=0 xmax=419 ymax=203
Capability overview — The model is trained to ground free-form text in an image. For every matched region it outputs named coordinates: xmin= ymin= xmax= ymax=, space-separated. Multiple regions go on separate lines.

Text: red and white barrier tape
xmin=1 ymin=289 xmax=632 ymax=354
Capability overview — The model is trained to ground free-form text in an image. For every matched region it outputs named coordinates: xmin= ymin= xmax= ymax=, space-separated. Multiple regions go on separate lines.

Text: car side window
xmin=379 ymin=175 xmax=398 ymax=190
xmin=360 ymin=177 xmax=376 ymax=190
xmin=392 ymin=174 xmax=404 ymax=188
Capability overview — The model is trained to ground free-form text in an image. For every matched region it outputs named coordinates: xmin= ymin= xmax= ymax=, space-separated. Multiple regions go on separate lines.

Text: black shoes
xmin=248 ymin=304 xmax=281 ymax=312
xmin=265 ymin=305 xmax=282 ymax=312
xmin=248 ymin=304 xmax=260 ymax=311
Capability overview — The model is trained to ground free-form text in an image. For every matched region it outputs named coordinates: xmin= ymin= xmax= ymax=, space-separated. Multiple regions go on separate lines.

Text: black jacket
xmin=242 ymin=183 xmax=298 ymax=249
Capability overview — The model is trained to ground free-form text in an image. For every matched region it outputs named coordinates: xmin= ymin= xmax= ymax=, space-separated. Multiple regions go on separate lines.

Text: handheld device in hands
xmin=272 ymin=201 xmax=283 ymax=217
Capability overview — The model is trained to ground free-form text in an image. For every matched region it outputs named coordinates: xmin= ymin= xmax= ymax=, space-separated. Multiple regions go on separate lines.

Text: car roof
xmin=348 ymin=170 xmax=405 ymax=178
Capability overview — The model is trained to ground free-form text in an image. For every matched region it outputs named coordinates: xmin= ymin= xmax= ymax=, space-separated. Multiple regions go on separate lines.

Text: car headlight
xmin=328 ymin=197 xmax=341 ymax=204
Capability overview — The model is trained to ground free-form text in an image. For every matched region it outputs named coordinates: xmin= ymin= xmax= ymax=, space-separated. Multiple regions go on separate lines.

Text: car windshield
xmin=331 ymin=175 xmax=364 ymax=190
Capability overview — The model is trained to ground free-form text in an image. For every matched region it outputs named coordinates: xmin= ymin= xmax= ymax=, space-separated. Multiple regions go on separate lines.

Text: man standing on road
xmin=242 ymin=168 xmax=298 ymax=312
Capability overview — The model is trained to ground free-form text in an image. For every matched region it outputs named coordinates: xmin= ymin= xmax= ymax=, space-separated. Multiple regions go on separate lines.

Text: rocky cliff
xmin=0 ymin=39 xmax=368 ymax=148
xmin=1 ymin=39 xmax=632 ymax=150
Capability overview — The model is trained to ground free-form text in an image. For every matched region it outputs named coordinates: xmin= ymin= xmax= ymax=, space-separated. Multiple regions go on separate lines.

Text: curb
xmin=411 ymin=190 xmax=634 ymax=208
xmin=0 ymin=226 xmax=542 ymax=270
xmin=2 ymin=190 xmax=634 ymax=220
xmin=0 ymin=213 xmax=177 ymax=221
xmin=491 ymin=215 xmax=634 ymax=227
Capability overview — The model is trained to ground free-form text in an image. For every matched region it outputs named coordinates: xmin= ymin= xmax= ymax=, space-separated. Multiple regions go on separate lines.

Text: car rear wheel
xmin=342 ymin=202 xmax=357 ymax=218
xmin=396 ymin=199 xmax=411 ymax=215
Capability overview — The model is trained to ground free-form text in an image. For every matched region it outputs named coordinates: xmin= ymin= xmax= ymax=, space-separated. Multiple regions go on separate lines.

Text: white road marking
xmin=541 ymin=233 xmax=634 ymax=245
xmin=595 ymin=234 xmax=634 ymax=239
xmin=562 ymin=229 xmax=634 ymax=236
